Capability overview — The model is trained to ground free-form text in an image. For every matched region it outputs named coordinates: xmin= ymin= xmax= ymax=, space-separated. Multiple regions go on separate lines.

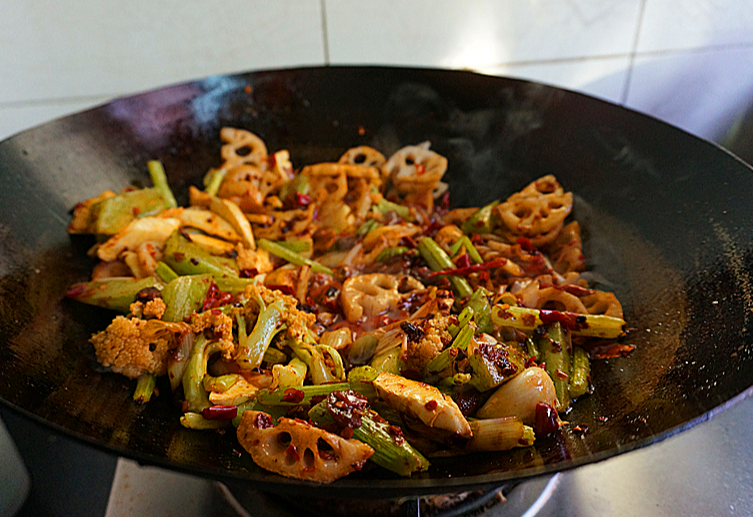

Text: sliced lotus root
xmin=340 ymin=273 xmax=424 ymax=322
xmin=338 ymin=146 xmax=387 ymax=169
xmin=496 ymin=190 xmax=572 ymax=237
xmin=382 ymin=144 xmax=448 ymax=194
xmin=237 ymin=411 xmax=373 ymax=483
xmin=252 ymin=205 xmax=316 ymax=241
xmin=581 ymin=291 xmax=624 ymax=319
xmin=517 ymin=283 xmax=588 ymax=314
xmin=219 ymin=127 xmax=268 ymax=170
xmin=218 ymin=165 xmax=281 ymax=212
xmin=518 ymin=174 xmax=565 ymax=197
xmin=302 ymin=163 xmax=350 ymax=204
xmin=548 ymin=221 xmax=586 ymax=274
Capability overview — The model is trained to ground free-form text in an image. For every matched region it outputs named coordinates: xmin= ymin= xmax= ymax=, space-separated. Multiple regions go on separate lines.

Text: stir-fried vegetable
xmin=66 ymin=129 xmax=632 ymax=484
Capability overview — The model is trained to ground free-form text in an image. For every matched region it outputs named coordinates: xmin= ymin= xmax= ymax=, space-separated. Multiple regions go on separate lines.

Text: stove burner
xmin=220 ymin=475 xmax=558 ymax=517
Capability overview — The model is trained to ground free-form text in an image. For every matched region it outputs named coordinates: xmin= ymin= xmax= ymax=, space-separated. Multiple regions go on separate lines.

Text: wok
xmin=1 ymin=66 xmax=752 ymax=498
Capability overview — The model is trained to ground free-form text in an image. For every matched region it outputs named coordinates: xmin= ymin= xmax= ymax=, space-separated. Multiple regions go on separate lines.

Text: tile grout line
xmin=621 ymin=0 xmax=648 ymax=105
xmin=320 ymin=0 xmax=330 ymax=65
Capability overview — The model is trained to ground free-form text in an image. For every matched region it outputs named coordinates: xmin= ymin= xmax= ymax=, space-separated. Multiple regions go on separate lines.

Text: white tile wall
xmin=625 ymin=46 xmax=753 ymax=140
xmin=0 ymin=0 xmax=325 ymax=103
xmin=325 ymin=0 xmax=643 ymax=67
xmin=637 ymin=0 xmax=753 ymax=52
xmin=2 ymin=0 xmax=753 ymax=143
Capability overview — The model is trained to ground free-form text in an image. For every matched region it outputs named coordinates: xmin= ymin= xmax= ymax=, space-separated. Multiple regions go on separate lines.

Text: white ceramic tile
xmin=482 ymin=56 xmax=632 ymax=104
xmin=638 ymin=0 xmax=753 ymax=52
xmin=0 ymin=0 xmax=325 ymax=104
xmin=625 ymin=47 xmax=753 ymax=141
xmin=325 ymin=0 xmax=643 ymax=68
xmin=0 ymin=98 xmax=112 ymax=142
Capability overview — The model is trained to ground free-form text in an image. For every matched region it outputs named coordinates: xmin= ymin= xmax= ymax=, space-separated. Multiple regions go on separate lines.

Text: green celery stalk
xmin=161 ymin=274 xmax=213 ymax=322
xmin=147 ymin=160 xmax=178 ymax=209
xmin=87 ymin=188 xmax=166 ymax=235
xmin=65 ymin=276 xmax=162 ymax=312
xmin=257 ymin=239 xmax=333 ymax=275
xmin=163 ymin=231 xmax=239 ymax=278
xmin=308 ymin=401 xmax=429 ymax=476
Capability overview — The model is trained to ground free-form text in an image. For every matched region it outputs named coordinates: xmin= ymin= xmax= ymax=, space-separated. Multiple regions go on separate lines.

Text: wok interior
xmin=1 ymin=67 xmax=752 ymax=497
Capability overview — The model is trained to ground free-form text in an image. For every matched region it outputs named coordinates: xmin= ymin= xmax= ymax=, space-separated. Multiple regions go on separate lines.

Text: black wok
xmin=1 ymin=66 xmax=752 ymax=498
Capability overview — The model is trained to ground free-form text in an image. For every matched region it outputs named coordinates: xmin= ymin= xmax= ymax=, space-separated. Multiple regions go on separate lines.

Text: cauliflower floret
xmin=237 ymin=244 xmax=274 ymax=274
xmin=243 ymin=284 xmax=316 ymax=343
xmin=403 ymin=316 xmax=454 ymax=372
xmin=129 ymin=298 xmax=167 ymax=320
xmin=90 ymin=317 xmax=190 ymax=378
xmin=190 ymin=310 xmax=235 ymax=358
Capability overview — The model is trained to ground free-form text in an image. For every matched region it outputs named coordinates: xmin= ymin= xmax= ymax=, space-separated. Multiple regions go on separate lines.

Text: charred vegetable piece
xmin=256 ymin=381 xmax=377 ymax=406
xmin=372 ymin=372 xmax=472 ymax=438
xmin=348 ymin=334 xmax=380 ymax=366
xmin=375 ymin=246 xmax=410 ymax=263
xmin=461 ymin=200 xmax=499 ymax=235
xmin=466 ymin=288 xmax=493 ymax=335
xmin=279 ymin=173 xmax=309 ymax=202
xmin=236 ymin=300 xmax=285 ymax=370
xmin=203 ymin=168 xmax=227 ymax=196
xmin=65 ymin=276 xmax=162 ymax=313
xmin=462 ymin=417 xmax=534 ymax=452
xmin=155 ymin=261 xmax=179 ymax=283
xmin=424 ymin=323 xmax=473 ymax=376
xmin=163 ymin=231 xmax=239 ymax=278
xmin=469 ymin=341 xmax=526 ymax=392
xmin=257 ymin=239 xmax=333 ymax=275
xmin=370 ymin=346 xmax=405 ymax=376
xmin=147 ymin=160 xmax=178 ymax=209
xmin=308 ymin=399 xmax=429 ymax=476
xmin=182 ymin=335 xmax=224 ymax=412
xmin=202 ymin=373 xmax=240 ymax=393
xmin=270 ymin=357 xmax=307 ymax=390
xmin=180 ymin=412 xmax=230 ymax=429
xmin=374 ymin=197 xmax=412 ymax=221
xmin=417 ymin=237 xmax=473 ymax=299
xmin=263 ymin=347 xmax=289 ymax=366
xmin=490 ymin=305 xmax=625 ymax=339
xmin=475 ymin=366 xmax=558 ymax=423
xmin=569 ymin=346 xmax=590 ymax=399
xmin=449 ymin=236 xmax=483 ymax=264
xmin=535 ymin=322 xmax=572 ymax=412
xmin=236 ymin=410 xmax=374 ymax=483
xmin=357 ymin=219 xmax=379 ymax=237
xmin=161 ymin=274 xmax=213 ymax=322
xmin=167 ymin=333 xmax=193 ymax=392
xmin=88 ymin=188 xmax=167 ymax=235
xmin=133 ymin=373 xmax=156 ymax=403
